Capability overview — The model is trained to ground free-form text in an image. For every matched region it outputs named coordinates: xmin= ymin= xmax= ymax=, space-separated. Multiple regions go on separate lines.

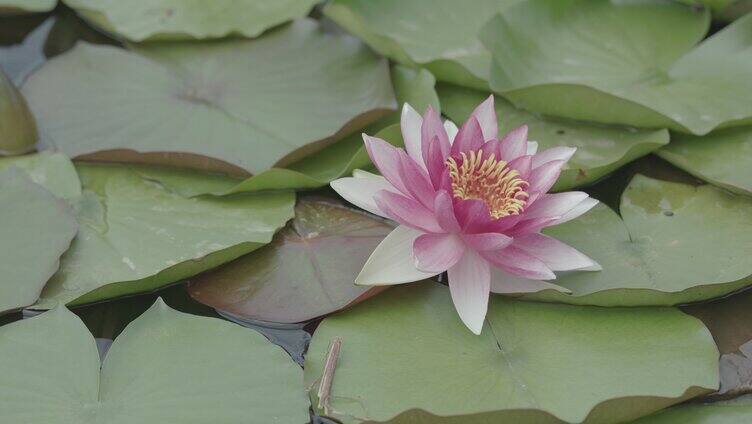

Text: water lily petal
xmin=397 ymin=150 xmax=436 ymax=209
xmin=401 ymin=103 xmax=426 ymax=169
xmin=413 ymin=233 xmax=465 ymax=273
xmin=463 ymin=232 xmax=513 ymax=251
xmin=352 ymin=168 xmax=380 ymax=179
xmin=421 ymin=106 xmax=450 ymax=167
xmin=527 ymin=159 xmax=565 ymax=195
xmin=356 ymin=225 xmax=439 ymax=286
xmin=482 ymin=246 xmax=556 ymax=280
xmin=363 ymin=134 xmax=409 ymax=194
xmin=434 ymin=190 xmax=461 ymax=233
xmin=523 ymin=192 xmax=590 ymax=220
xmin=513 ymin=233 xmax=601 ymax=272
xmin=469 ymin=95 xmax=498 ymax=141
xmin=500 ymin=125 xmax=528 ymax=161
xmin=451 ymin=116 xmax=484 ymax=156
xmin=444 ymin=120 xmax=459 ymax=144
xmin=526 ymin=141 xmax=539 ymax=155
xmin=448 ymin=250 xmax=490 ymax=335
xmin=374 ymin=190 xmax=443 ymax=233
xmin=426 ymin=136 xmax=449 ymax=188
xmin=480 ymin=139 xmax=502 ymax=161
xmin=550 ymin=197 xmax=599 ymax=226
xmin=330 ymin=175 xmax=394 ymax=218
xmin=454 ymin=198 xmax=494 ymax=232
xmin=490 ymin=267 xmax=571 ymax=294
xmin=532 ymin=146 xmax=576 ymax=169
xmin=508 ymin=154 xmax=533 ymax=180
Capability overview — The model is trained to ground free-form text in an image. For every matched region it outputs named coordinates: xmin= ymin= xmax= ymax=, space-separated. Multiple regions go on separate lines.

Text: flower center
xmin=446 ymin=149 xmax=529 ymax=219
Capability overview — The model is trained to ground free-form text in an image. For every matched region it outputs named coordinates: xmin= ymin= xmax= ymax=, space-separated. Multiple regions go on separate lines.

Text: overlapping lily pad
xmin=35 ymin=163 xmax=295 ymax=308
xmin=0 ymin=169 xmax=77 ymax=313
xmin=188 ymin=198 xmax=394 ymax=323
xmin=324 ymin=0 xmax=521 ymax=89
xmin=482 ymin=0 xmax=752 ymax=135
xmin=306 ymin=281 xmax=718 ymax=423
xmin=0 ymin=0 xmax=56 ymax=14
xmin=62 ymin=0 xmax=317 ymax=41
xmin=22 ymin=19 xmax=395 ymax=175
xmin=439 ymin=84 xmax=669 ymax=190
xmin=657 ymin=126 xmax=752 ymax=196
xmin=521 ymin=175 xmax=752 ymax=306
xmin=0 ymin=151 xmax=81 ymax=199
xmin=633 ymin=396 xmax=752 ymax=424
xmin=0 ymin=68 xmax=36 ymax=155
xmin=0 ymin=300 xmax=308 ymax=423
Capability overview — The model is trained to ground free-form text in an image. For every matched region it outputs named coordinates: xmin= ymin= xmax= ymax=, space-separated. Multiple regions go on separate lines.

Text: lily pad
xmin=187 ymin=198 xmax=394 ymax=323
xmin=0 ymin=67 xmax=36 ymax=155
xmin=62 ymin=0 xmax=317 ymax=41
xmin=324 ymin=0 xmax=521 ymax=89
xmin=0 ymin=300 xmax=308 ymax=423
xmin=22 ymin=19 xmax=395 ymax=175
xmin=633 ymin=396 xmax=752 ymax=424
xmin=482 ymin=0 xmax=752 ymax=135
xmin=439 ymin=84 xmax=669 ymax=190
xmin=0 ymin=0 xmax=56 ymax=14
xmin=0 ymin=151 xmax=81 ymax=199
xmin=0 ymin=169 xmax=77 ymax=313
xmin=35 ymin=163 xmax=295 ymax=308
xmin=522 ymin=175 xmax=752 ymax=306
xmin=306 ymin=281 xmax=718 ymax=423
xmin=657 ymin=126 xmax=752 ymax=196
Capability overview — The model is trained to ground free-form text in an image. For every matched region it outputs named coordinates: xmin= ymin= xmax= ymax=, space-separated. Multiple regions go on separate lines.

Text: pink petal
xmin=527 ymin=159 xmax=565 ymax=195
xmin=507 ymin=216 xmax=560 ymax=236
xmin=413 ymin=233 xmax=465 ymax=273
xmin=448 ymin=250 xmax=490 ymax=335
xmin=374 ymin=190 xmax=443 ymax=233
xmin=469 ymin=95 xmax=498 ymax=141
xmin=397 ymin=150 xmax=436 ymax=209
xmin=363 ymin=134 xmax=409 ymax=195
xmin=550 ymin=197 xmax=599 ymax=226
xmin=434 ymin=190 xmax=461 ymax=233
xmin=400 ymin=103 xmax=426 ymax=169
xmin=421 ymin=107 xmax=450 ymax=167
xmin=482 ymin=246 xmax=555 ymax=280
xmin=463 ymin=232 xmax=513 ymax=251
xmin=532 ymin=146 xmax=576 ymax=169
xmin=356 ymin=225 xmax=439 ymax=286
xmin=450 ymin=116 xmax=484 ymax=156
xmin=507 ymin=155 xmax=532 ymax=180
xmin=330 ymin=175 xmax=395 ymax=218
xmin=499 ymin=125 xmax=528 ymax=161
xmin=490 ymin=267 xmax=571 ymax=294
xmin=453 ymin=198 xmax=494 ymax=232
xmin=523 ymin=192 xmax=590 ymax=221
xmin=512 ymin=233 xmax=601 ymax=272
xmin=480 ymin=139 xmax=502 ymax=161
xmin=426 ymin=136 xmax=449 ymax=188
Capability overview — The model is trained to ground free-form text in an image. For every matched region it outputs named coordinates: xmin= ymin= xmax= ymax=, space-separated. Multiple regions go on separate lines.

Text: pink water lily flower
xmin=331 ymin=97 xmax=600 ymax=334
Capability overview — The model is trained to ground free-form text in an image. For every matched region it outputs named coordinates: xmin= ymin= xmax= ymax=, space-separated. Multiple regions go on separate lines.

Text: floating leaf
xmin=482 ymin=0 xmax=752 ymax=135
xmin=0 ymin=151 xmax=81 ymax=199
xmin=62 ymin=0 xmax=318 ymax=41
xmin=324 ymin=0 xmax=522 ymax=89
xmin=0 ymin=301 xmax=308 ymax=423
xmin=306 ymin=281 xmax=718 ymax=423
xmin=188 ymin=198 xmax=394 ymax=323
xmin=633 ymin=396 xmax=752 ymax=424
xmin=657 ymin=126 xmax=752 ymax=196
xmin=22 ymin=19 xmax=395 ymax=175
xmin=0 ymin=67 xmax=36 ymax=155
xmin=439 ymin=84 xmax=669 ymax=190
xmin=35 ymin=163 xmax=295 ymax=308
xmin=0 ymin=0 xmax=55 ymax=14
xmin=522 ymin=175 xmax=752 ymax=306
xmin=0 ymin=169 xmax=77 ymax=313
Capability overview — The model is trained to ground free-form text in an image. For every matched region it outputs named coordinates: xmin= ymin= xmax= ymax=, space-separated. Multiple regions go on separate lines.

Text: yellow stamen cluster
xmin=446 ymin=149 xmax=529 ymax=219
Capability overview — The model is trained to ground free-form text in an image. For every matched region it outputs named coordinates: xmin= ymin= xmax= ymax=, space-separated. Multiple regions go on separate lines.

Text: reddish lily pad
xmin=188 ymin=198 xmax=394 ymax=323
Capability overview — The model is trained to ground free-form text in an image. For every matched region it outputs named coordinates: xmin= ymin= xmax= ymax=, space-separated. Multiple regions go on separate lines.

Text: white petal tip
xmin=580 ymin=261 xmax=603 ymax=272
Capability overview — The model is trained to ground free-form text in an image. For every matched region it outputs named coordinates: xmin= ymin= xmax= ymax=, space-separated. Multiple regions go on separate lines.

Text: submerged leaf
xmin=0 ymin=68 xmax=36 ymax=155
xmin=188 ymin=198 xmax=394 ymax=323
xmin=22 ymin=19 xmax=395 ymax=175
xmin=0 ymin=301 xmax=308 ymax=423
xmin=633 ymin=395 xmax=752 ymax=423
xmin=439 ymin=84 xmax=669 ymax=190
xmin=0 ymin=151 xmax=81 ymax=199
xmin=35 ymin=163 xmax=295 ymax=308
xmin=482 ymin=0 xmax=752 ymax=135
xmin=306 ymin=281 xmax=718 ymax=423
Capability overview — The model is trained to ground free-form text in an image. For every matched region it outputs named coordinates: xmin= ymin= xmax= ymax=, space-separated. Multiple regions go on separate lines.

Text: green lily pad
xmin=439 ymin=84 xmax=669 ymax=190
xmin=0 ymin=67 xmax=36 ymax=155
xmin=482 ymin=0 xmax=752 ymax=135
xmin=0 ymin=300 xmax=308 ymax=423
xmin=0 ymin=151 xmax=81 ymax=199
xmin=35 ymin=163 xmax=295 ymax=308
xmin=132 ymin=65 xmax=434 ymax=197
xmin=523 ymin=175 xmax=752 ymax=306
xmin=62 ymin=0 xmax=317 ymax=41
xmin=0 ymin=169 xmax=77 ymax=313
xmin=187 ymin=198 xmax=394 ymax=323
xmin=324 ymin=0 xmax=522 ymax=89
xmin=306 ymin=281 xmax=718 ymax=423
xmin=0 ymin=0 xmax=56 ymax=14
xmin=22 ymin=19 xmax=395 ymax=175
xmin=633 ymin=396 xmax=752 ymax=424
xmin=657 ymin=126 xmax=752 ymax=196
